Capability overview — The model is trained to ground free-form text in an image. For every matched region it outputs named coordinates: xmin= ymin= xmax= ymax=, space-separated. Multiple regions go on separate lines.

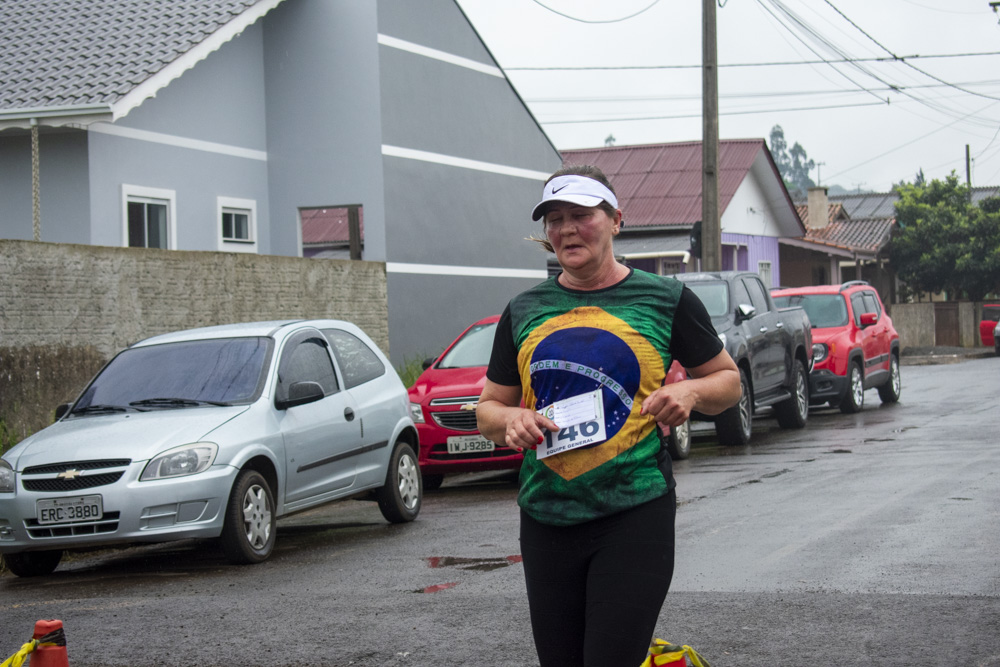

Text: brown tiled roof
xmin=795 ymin=202 xmax=848 ymax=225
xmin=803 ymin=217 xmax=895 ymax=254
xmin=562 ymin=139 xmax=779 ymax=229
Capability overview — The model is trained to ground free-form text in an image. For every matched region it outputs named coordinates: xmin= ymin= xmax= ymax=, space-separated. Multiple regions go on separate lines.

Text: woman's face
xmin=543 ymin=202 xmax=621 ymax=275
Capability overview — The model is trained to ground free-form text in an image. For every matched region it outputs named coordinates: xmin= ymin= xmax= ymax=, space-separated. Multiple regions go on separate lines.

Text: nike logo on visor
xmin=551 ymin=184 xmax=570 ymax=193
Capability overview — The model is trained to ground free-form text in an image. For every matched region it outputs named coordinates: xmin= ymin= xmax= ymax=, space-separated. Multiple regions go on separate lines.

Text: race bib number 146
xmin=536 ymin=389 xmax=607 ymax=459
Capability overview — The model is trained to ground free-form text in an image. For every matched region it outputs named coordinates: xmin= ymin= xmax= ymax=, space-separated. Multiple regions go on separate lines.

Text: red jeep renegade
xmin=772 ymin=281 xmax=901 ymax=413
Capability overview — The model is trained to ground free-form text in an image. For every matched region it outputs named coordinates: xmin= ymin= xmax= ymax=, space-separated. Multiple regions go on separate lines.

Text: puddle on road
xmin=414 ymin=555 xmax=523 ymax=593
xmin=425 ymin=555 xmax=522 ymax=572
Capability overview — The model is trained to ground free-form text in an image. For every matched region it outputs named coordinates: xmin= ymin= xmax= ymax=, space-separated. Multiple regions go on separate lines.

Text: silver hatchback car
xmin=0 ymin=320 xmax=421 ymax=576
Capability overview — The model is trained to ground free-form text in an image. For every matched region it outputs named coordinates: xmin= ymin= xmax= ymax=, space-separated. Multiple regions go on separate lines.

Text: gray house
xmin=0 ymin=0 xmax=562 ymax=362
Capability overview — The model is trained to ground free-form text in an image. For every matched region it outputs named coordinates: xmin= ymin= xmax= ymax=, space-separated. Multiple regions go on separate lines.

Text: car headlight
xmin=410 ymin=403 xmax=425 ymax=424
xmin=717 ymin=332 xmax=727 ymax=347
xmin=140 ymin=443 xmax=218 ymax=481
xmin=812 ymin=343 xmax=828 ymax=363
xmin=0 ymin=460 xmax=14 ymax=493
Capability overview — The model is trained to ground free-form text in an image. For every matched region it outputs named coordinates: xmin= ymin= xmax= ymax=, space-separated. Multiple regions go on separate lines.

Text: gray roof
xmin=0 ymin=0 xmax=275 ymax=120
xmin=802 ymin=186 xmax=1000 ymax=220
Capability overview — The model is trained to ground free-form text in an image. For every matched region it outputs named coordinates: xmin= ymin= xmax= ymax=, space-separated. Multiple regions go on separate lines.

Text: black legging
xmin=519 ymin=490 xmax=677 ymax=667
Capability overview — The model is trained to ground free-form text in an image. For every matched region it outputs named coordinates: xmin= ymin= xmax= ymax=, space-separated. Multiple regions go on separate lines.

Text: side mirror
xmin=736 ymin=303 xmax=756 ymax=321
xmin=422 ymin=357 xmax=436 ymax=371
xmin=859 ymin=312 xmax=878 ymax=327
xmin=54 ymin=403 xmax=73 ymax=420
xmin=276 ymin=381 xmax=325 ymax=410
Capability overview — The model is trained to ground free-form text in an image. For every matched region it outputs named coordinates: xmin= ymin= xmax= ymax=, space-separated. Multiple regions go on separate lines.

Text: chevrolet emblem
xmin=57 ymin=469 xmax=82 ymax=481
xmin=459 ymin=402 xmax=478 ymax=411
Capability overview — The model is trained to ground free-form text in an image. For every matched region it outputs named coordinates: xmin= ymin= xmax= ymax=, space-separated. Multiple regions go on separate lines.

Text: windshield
xmin=773 ymin=294 xmax=848 ymax=328
xmin=684 ymin=282 xmax=729 ymax=318
xmin=74 ymin=337 xmax=273 ymax=412
xmin=983 ymin=306 xmax=1000 ymax=323
xmin=437 ymin=322 xmax=497 ymax=369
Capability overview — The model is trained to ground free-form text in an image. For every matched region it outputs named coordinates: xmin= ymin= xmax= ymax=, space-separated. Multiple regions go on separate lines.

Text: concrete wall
xmin=0 ymin=239 xmax=388 ymax=449
xmin=890 ymin=302 xmax=935 ymax=350
xmin=889 ymin=301 xmax=985 ymax=350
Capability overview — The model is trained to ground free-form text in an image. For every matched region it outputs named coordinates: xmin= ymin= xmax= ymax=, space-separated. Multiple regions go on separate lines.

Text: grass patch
xmin=395 ymin=355 xmax=434 ymax=389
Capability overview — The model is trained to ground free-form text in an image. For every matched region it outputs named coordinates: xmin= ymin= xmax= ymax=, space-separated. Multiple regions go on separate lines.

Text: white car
xmin=0 ymin=320 xmax=421 ymax=577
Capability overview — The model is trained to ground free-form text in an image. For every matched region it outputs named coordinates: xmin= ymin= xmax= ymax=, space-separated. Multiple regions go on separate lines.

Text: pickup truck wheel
xmin=877 ymin=353 xmax=901 ymax=404
xmin=774 ymin=359 xmax=809 ymax=429
xmin=716 ymin=368 xmax=752 ymax=446
xmin=2 ymin=550 xmax=63 ymax=577
xmin=839 ymin=362 xmax=865 ymax=414
xmin=665 ymin=419 xmax=692 ymax=460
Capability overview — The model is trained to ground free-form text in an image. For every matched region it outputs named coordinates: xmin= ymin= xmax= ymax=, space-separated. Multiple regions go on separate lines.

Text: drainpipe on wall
xmin=30 ymin=117 xmax=41 ymax=242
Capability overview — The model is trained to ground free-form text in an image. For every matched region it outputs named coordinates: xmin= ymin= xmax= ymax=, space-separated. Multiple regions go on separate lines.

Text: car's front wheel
xmin=774 ymin=359 xmax=809 ymax=429
xmin=664 ymin=419 xmax=692 ymax=460
xmin=376 ymin=442 xmax=422 ymax=523
xmin=221 ymin=469 xmax=276 ymax=564
xmin=877 ymin=353 xmax=901 ymax=404
xmin=2 ymin=550 xmax=63 ymax=577
xmin=839 ymin=361 xmax=865 ymax=414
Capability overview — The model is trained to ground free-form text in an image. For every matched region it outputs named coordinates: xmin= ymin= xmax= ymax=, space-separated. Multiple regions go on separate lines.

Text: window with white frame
xmin=757 ymin=261 xmax=773 ymax=287
xmin=218 ymin=197 xmax=257 ymax=253
xmin=123 ymin=185 xmax=176 ymax=249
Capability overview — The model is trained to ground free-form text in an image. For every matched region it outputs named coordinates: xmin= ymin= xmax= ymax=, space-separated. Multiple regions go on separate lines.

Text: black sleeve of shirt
xmin=669 ymin=285 xmax=725 ymax=368
xmin=486 ymin=304 xmax=521 ymax=386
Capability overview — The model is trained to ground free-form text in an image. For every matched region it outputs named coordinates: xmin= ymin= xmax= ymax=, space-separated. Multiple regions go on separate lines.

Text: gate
xmin=934 ymin=302 xmax=960 ymax=347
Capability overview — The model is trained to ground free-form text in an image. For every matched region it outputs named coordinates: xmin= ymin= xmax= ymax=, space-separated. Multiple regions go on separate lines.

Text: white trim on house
xmin=386 ymin=262 xmax=547 ymax=279
xmin=381 ymin=145 xmax=549 ymax=181
xmin=377 ymin=34 xmax=505 ymax=78
xmin=121 ymin=184 xmax=178 ymax=250
xmin=89 ymin=123 xmax=268 ymax=161
xmin=112 ymin=0 xmax=288 ymax=121
xmin=217 ymin=196 xmax=259 ymax=253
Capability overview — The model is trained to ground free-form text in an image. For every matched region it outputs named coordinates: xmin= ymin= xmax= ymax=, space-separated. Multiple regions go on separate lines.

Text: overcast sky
xmin=456 ymin=0 xmax=1000 ymax=194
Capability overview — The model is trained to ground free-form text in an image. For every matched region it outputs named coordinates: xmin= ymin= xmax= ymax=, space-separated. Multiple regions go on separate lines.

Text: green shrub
xmin=395 ymin=355 xmax=433 ymax=389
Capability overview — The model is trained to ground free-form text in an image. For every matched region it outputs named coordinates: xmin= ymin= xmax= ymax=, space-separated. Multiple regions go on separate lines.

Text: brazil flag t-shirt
xmin=487 ymin=268 xmax=686 ymax=526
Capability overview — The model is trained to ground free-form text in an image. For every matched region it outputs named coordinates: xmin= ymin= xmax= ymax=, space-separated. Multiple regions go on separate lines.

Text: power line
xmin=528 ymin=0 xmax=661 ymax=24
xmin=503 ymin=50 xmax=1000 ymax=71
xmin=540 ymin=100 xmax=888 ymax=125
xmin=823 ymin=0 xmax=1000 ymax=103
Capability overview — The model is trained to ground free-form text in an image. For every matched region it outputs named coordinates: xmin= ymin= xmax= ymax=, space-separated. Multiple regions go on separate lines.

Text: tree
xmin=769 ymin=125 xmax=815 ymax=197
xmin=890 ymin=174 xmax=1000 ymax=302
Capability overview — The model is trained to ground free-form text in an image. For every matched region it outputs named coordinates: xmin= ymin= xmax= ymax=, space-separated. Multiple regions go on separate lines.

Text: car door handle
xmin=759 ymin=326 xmax=768 ymax=333
xmin=775 ymin=322 xmax=784 ymax=328
xmin=344 ymin=407 xmax=355 ymax=422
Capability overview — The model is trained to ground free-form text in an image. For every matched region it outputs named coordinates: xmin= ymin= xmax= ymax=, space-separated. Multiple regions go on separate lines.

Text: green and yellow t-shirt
xmin=487 ymin=268 xmax=721 ymax=526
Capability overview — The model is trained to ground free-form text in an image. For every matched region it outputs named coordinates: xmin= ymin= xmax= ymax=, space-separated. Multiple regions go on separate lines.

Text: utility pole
xmin=702 ymin=0 xmax=721 ymax=271
xmin=966 ymin=144 xmax=972 ymax=201
xmin=815 ymin=161 xmax=826 ymax=186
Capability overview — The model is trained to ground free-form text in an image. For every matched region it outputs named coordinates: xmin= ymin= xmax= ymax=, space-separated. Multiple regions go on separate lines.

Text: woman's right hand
xmin=501 ymin=408 xmax=559 ymax=453
xmin=477 ymin=380 xmax=559 ymax=452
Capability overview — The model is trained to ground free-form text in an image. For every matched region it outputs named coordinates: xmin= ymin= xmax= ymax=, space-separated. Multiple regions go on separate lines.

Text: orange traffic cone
xmin=29 ymin=620 xmax=68 ymax=667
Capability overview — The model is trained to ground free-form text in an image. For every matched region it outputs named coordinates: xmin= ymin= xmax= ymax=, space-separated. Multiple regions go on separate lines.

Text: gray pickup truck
xmin=674 ymin=271 xmax=813 ymax=446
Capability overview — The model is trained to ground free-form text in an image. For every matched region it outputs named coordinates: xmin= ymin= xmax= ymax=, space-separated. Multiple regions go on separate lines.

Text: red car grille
xmin=431 ymin=410 xmax=478 ymax=432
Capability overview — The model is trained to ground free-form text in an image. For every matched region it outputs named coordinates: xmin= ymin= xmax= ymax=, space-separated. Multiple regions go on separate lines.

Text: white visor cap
xmin=531 ymin=174 xmax=619 ymax=221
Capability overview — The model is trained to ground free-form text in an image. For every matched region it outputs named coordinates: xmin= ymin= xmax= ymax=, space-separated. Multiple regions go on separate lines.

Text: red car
xmin=408 ymin=316 xmax=694 ymax=490
xmin=772 ymin=281 xmax=901 ymax=413
xmin=980 ymin=304 xmax=1000 ymax=347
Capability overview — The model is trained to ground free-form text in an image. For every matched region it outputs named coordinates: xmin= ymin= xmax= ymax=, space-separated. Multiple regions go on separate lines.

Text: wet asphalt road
xmin=1 ymin=355 xmax=999 ymax=666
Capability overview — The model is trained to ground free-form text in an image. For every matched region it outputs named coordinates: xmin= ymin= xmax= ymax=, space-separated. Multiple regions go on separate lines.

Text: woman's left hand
xmin=639 ymin=382 xmax=695 ymax=430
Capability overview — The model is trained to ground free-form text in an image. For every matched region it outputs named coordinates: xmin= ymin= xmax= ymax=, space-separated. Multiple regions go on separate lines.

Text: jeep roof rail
xmin=839 ymin=280 xmax=869 ymax=291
